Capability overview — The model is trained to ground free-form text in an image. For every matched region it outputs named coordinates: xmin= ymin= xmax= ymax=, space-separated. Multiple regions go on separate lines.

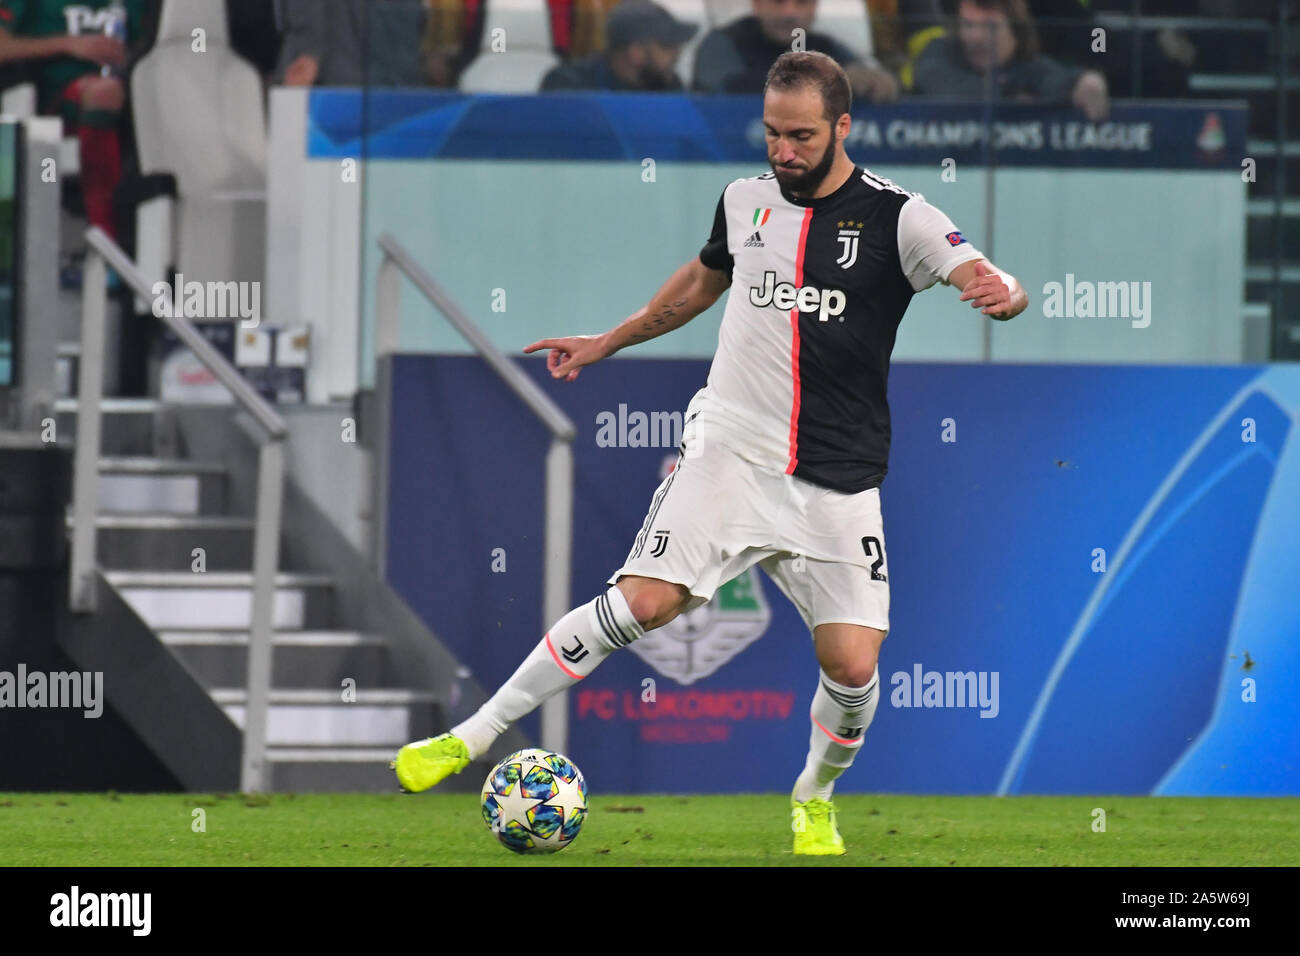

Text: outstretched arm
xmin=948 ymin=259 xmax=1028 ymax=321
xmin=0 ymin=27 xmax=125 ymax=67
xmin=522 ymin=257 xmax=730 ymax=381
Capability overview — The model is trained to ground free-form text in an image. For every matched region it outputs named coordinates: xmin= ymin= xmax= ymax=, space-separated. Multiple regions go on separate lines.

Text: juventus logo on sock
xmin=559 ymin=636 xmax=588 ymax=664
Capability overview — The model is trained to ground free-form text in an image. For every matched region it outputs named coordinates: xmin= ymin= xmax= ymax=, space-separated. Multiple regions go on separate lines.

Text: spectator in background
xmin=422 ymin=0 xmax=485 ymax=88
xmin=866 ymin=0 xmax=944 ymax=81
xmin=692 ymin=0 xmax=899 ymax=102
xmin=1030 ymin=0 xmax=1194 ymax=98
xmin=277 ymin=0 xmax=430 ymax=87
xmin=0 ymin=0 xmax=144 ymax=238
xmin=547 ymin=0 xmax=621 ymax=60
xmin=540 ymin=0 xmax=694 ymax=92
xmin=912 ymin=0 xmax=1109 ymax=120
xmin=226 ymin=0 xmax=284 ymax=79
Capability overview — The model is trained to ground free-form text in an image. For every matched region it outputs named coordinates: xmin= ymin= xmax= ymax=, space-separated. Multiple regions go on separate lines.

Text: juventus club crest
xmin=836 ymin=220 xmax=863 ymax=269
xmin=650 ymin=530 xmax=671 ymax=558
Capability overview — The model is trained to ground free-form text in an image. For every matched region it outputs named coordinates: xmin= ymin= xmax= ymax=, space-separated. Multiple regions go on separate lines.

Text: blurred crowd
xmin=260 ymin=0 xmax=1269 ymax=115
xmin=0 ymin=0 xmax=1284 ymax=393
xmin=0 ymin=0 xmax=1281 ymax=246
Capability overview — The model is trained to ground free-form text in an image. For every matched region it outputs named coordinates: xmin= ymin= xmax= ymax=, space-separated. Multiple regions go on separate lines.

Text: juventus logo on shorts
xmin=560 ymin=636 xmax=589 ymax=664
xmin=651 ymin=530 xmax=671 ymax=558
xmin=836 ymin=725 xmax=865 ymax=740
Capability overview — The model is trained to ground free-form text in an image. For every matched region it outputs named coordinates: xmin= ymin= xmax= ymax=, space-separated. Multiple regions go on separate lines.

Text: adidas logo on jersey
xmin=749 ymin=270 xmax=847 ymax=322
xmin=744 ymin=231 xmax=764 ymax=248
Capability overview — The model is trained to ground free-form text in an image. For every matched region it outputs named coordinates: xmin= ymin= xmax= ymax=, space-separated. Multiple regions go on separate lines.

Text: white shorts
xmin=606 ymin=436 xmax=890 ymax=633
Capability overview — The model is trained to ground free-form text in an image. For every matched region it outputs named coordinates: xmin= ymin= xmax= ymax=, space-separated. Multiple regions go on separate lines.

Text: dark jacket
xmin=692 ymin=15 xmax=863 ymax=93
xmin=541 ymin=52 xmax=684 ymax=92
xmin=911 ymin=33 xmax=1080 ymax=105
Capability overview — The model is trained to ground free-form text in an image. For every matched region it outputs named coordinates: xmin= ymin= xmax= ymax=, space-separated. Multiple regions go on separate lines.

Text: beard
xmin=635 ymin=62 xmax=676 ymax=91
xmin=770 ymin=137 xmax=837 ymax=197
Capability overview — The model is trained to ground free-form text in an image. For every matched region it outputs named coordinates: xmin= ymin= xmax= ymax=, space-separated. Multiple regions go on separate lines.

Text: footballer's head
xmin=762 ymin=51 xmax=851 ymax=198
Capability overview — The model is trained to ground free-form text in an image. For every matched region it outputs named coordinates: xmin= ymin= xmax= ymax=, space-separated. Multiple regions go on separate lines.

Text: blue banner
xmin=312 ymin=89 xmax=1246 ymax=169
xmin=385 ymin=357 xmax=1298 ymax=795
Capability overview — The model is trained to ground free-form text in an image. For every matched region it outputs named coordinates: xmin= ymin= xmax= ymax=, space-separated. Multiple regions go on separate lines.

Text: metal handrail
xmin=373 ymin=233 xmax=577 ymax=754
xmin=375 ymin=234 xmax=576 ymax=442
xmin=70 ymin=226 xmax=285 ymax=793
xmin=82 ymin=228 xmax=287 ymax=439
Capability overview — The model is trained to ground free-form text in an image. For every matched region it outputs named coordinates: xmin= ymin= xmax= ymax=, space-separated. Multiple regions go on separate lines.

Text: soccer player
xmin=394 ymin=50 xmax=1028 ymax=855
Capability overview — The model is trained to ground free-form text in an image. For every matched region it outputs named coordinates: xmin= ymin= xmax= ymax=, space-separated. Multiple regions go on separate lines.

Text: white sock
xmin=792 ymin=669 xmax=880 ymax=803
xmin=450 ymin=587 xmax=644 ymax=759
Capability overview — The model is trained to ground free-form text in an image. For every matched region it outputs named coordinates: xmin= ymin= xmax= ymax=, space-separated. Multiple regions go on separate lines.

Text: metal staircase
xmin=55 ymin=392 xmax=440 ymax=790
xmin=53 ymin=228 xmax=534 ymax=792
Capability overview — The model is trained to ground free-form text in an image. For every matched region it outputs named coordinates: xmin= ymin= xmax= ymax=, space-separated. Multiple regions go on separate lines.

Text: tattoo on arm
xmin=628 ymin=297 xmax=689 ymax=342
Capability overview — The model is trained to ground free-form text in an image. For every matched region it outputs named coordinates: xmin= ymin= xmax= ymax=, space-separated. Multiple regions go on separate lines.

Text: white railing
xmin=373 ymin=234 xmax=577 ymax=754
xmin=69 ymin=226 xmax=286 ymax=793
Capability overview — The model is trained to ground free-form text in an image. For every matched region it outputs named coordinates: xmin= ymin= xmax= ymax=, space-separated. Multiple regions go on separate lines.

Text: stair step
xmin=55 ymin=397 xmax=164 ymax=414
xmin=79 ymin=514 xmax=253 ymax=530
xmin=217 ymin=690 xmax=438 ymax=747
xmin=261 ymin=747 xmax=425 ymax=792
xmin=265 ymin=747 xmax=400 ymax=762
xmin=96 ymin=473 xmax=210 ymax=516
xmin=162 ymin=630 xmax=394 ymax=688
xmin=210 ymin=688 xmax=434 ymax=706
xmin=98 ymin=456 xmax=226 ymax=476
xmin=55 ymin=398 xmax=169 ymax=455
xmin=106 ymin=570 xmax=333 ymax=588
xmin=159 ymin=630 xmax=380 ymax=647
xmin=108 ymin=571 xmax=334 ymax=629
xmin=260 ymin=752 xmax=490 ymax=793
xmin=85 ymin=514 xmax=256 ymax=571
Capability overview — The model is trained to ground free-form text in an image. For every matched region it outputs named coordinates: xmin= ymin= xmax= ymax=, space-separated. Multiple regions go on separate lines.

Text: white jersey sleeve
xmin=897 ymin=196 xmax=985 ymax=292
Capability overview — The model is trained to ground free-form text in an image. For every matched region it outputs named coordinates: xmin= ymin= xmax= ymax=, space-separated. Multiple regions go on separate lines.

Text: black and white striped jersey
xmin=693 ymin=165 xmax=983 ymax=493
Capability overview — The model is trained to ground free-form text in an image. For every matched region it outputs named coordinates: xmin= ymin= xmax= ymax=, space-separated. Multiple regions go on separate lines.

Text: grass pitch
xmin=2 ymin=793 xmax=1295 ymax=866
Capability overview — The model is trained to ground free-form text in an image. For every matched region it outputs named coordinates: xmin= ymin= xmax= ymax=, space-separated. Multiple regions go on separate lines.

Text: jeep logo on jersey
xmin=749 ymin=271 xmax=847 ymax=323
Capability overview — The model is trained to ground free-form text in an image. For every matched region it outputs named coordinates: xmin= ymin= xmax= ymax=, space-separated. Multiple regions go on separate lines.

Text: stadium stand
xmin=707 ymin=0 xmax=876 ymax=62
xmin=130 ymin=0 xmax=266 ymax=288
xmin=459 ymin=0 xmax=561 ymax=92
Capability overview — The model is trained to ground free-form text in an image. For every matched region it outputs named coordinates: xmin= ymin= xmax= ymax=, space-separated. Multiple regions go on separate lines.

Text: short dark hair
xmin=763 ymin=51 xmax=852 ymax=125
xmin=956 ymin=0 xmax=1040 ymax=60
